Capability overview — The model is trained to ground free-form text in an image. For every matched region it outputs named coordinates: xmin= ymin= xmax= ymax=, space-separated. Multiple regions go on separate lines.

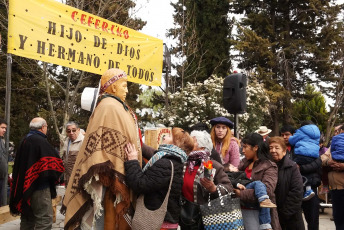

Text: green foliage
xmin=135 ymin=87 xmax=164 ymax=126
xmin=243 ymin=78 xmax=271 ymax=134
xmin=168 ymin=0 xmax=233 ymax=88
xmin=158 ymin=75 xmax=270 ymax=136
xmin=292 ymin=84 xmax=328 ymax=133
xmin=138 ymin=88 xmax=164 ymax=111
xmin=231 ymin=0 xmax=344 ymax=129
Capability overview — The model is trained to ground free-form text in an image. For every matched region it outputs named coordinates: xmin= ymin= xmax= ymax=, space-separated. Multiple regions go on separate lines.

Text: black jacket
xmin=10 ymin=131 xmax=63 ymax=216
xmin=298 ymin=157 xmax=322 ymax=188
xmin=210 ymin=149 xmax=222 ymax=163
xmin=275 ymin=156 xmax=305 ymax=230
xmin=288 ymin=147 xmax=322 ymax=188
xmin=226 ymin=171 xmax=251 ymax=188
xmin=125 ymin=155 xmax=184 ymax=224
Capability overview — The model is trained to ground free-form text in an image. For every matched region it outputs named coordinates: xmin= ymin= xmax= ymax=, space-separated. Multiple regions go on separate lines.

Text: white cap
xmin=81 ymin=81 xmax=101 ymax=113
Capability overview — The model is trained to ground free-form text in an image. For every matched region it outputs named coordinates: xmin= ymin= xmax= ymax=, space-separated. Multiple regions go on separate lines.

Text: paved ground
xmin=0 ymin=187 xmax=337 ymax=230
xmin=0 ymin=207 xmax=336 ymax=230
xmin=318 ymin=208 xmax=336 ymax=230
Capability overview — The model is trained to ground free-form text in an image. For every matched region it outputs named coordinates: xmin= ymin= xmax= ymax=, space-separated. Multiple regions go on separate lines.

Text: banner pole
xmin=2 ymin=53 xmax=12 ymax=206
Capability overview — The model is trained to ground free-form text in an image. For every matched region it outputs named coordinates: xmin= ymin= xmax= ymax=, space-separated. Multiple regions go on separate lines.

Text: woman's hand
xmin=237 ymin=183 xmax=246 ymax=190
xmin=125 ymin=143 xmax=138 ymax=161
xmin=200 ymin=178 xmax=217 ymax=193
xmin=329 ymin=160 xmax=344 ymax=171
xmin=233 ymin=188 xmax=241 ymax=197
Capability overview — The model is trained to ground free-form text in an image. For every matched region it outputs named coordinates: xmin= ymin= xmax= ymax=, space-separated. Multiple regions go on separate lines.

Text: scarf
xmin=26 ymin=129 xmax=46 ymax=138
xmin=183 ymin=150 xmax=210 ymax=203
xmin=143 ymin=144 xmax=187 ymax=172
xmin=186 ymin=150 xmax=210 ymax=173
xmin=9 ymin=131 xmax=64 ymax=216
xmin=62 ymin=96 xmax=141 ymax=230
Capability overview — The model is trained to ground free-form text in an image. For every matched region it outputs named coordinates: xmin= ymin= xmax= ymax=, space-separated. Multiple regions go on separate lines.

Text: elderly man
xmin=9 ymin=117 xmax=64 ymax=230
xmin=61 ymin=121 xmax=84 ymax=187
xmin=63 ymin=68 xmax=142 ymax=230
xmin=255 ymin=126 xmax=272 ymax=142
xmin=0 ymin=118 xmax=7 ymax=206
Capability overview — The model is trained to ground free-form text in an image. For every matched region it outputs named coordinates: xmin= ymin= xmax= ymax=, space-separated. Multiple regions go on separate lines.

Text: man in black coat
xmin=9 ymin=117 xmax=64 ymax=230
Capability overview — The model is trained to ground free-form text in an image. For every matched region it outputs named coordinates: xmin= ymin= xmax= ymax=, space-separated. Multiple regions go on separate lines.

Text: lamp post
xmin=163 ymin=43 xmax=171 ymax=108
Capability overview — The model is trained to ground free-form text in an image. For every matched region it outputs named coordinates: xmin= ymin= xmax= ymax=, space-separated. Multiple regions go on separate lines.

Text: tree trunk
xmin=43 ymin=63 xmax=62 ymax=142
xmin=324 ymin=66 xmax=344 ymax=145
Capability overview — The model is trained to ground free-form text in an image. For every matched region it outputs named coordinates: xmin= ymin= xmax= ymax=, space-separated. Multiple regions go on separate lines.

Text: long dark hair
xmin=242 ymin=133 xmax=271 ymax=161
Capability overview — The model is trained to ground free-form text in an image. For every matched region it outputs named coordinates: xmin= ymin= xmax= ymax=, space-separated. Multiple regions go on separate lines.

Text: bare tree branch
xmin=43 ymin=62 xmax=63 ymax=143
xmin=325 ymin=61 xmax=344 ymax=144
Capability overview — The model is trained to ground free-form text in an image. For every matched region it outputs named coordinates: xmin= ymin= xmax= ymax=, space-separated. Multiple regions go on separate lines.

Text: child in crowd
xmin=288 ymin=121 xmax=320 ymax=200
xmin=227 ymin=165 xmax=276 ymax=230
xmin=330 ymin=124 xmax=344 ymax=162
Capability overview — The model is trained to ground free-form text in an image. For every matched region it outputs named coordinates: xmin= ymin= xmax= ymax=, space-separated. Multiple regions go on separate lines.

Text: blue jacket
xmin=331 ymin=133 xmax=344 ymax=161
xmin=288 ymin=124 xmax=320 ymax=158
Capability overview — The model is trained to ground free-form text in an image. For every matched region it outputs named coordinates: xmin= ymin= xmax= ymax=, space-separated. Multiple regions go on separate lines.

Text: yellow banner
xmin=7 ymin=0 xmax=163 ymax=86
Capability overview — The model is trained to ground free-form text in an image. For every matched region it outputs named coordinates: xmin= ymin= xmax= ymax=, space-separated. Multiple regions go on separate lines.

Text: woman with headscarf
xmin=269 ymin=137 xmax=304 ymax=230
xmin=233 ymin=133 xmax=281 ymax=230
xmin=124 ymin=127 xmax=194 ymax=230
xmin=179 ymin=130 xmax=233 ymax=230
xmin=210 ymin=117 xmax=240 ymax=169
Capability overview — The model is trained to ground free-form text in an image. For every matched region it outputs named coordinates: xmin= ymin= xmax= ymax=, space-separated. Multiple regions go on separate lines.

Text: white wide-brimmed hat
xmin=255 ymin=126 xmax=272 ymax=136
xmin=81 ymin=80 xmax=101 ymax=113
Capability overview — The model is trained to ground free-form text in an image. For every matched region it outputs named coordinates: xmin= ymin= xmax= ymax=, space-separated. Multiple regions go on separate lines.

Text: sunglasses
xmin=67 ymin=129 xmax=78 ymax=134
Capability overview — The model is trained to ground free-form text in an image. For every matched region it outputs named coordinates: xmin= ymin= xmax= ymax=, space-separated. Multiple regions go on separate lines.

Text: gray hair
xmin=190 ymin=130 xmax=213 ymax=153
xmin=29 ymin=118 xmax=47 ymax=130
xmin=66 ymin=121 xmax=79 ymax=129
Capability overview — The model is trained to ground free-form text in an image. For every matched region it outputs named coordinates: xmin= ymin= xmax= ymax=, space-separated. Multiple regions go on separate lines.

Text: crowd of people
xmin=1 ymin=68 xmax=343 ymax=230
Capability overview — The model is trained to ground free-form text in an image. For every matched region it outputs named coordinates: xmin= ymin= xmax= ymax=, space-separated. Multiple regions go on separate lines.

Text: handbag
xmin=200 ymin=185 xmax=244 ymax=230
xmin=179 ymin=196 xmax=203 ymax=229
xmin=132 ymin=160 xmax=174 ymax=230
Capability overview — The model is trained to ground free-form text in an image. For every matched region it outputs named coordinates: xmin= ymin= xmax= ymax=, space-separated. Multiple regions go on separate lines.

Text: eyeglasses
xmin=67 ymin=129 xmax=77 ymax=134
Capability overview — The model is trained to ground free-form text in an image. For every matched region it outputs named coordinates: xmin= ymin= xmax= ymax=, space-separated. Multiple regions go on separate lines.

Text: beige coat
xmin=61 ymin=132 xmax=84 ymax=186
xmin=62 ymin=96 xmax=142 ymax=230
xmin=321 ymin=148 xmax=344 ymax=190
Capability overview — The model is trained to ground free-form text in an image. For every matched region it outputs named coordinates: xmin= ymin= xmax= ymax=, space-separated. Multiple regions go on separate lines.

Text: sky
xmin=132 ymin=0 xmax=175 ymax=47
xmin=130 ymin=0 xmax=177 ymax=89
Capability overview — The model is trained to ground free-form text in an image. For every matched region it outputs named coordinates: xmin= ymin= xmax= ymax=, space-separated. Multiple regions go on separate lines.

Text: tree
xmin=292 ymin=84 xmax=328 ymax=133
xmin=168 ymin=0 xmax=233 ymax=90
xmin=324 ymin=64 xmax=344 ymax=144
xmin=158 ymin=74 xmax=270 ymax=136
xmin=231 ymin=0 xmax=344 ymax=134
xmin=136 ymin=87 xmax=164 ymax=127
xmin=0 ymin=1 xmax=51 ymax=145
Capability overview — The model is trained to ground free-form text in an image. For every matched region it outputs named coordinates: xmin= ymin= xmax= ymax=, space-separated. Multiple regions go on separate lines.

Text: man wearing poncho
xmin=62 ymin=68 xmax=142 ymax=230
xmin=10 ymin=117 xmax=64 ymax=229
